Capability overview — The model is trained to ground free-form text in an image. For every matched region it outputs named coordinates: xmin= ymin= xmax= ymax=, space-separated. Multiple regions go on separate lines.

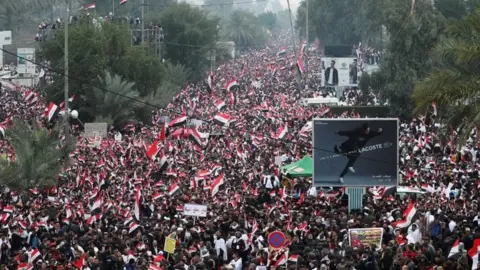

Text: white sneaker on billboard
xmin=349 ymin=167 xmax=355 ymax=173
xmin=339 ymin=177 xmax=344 ymax=184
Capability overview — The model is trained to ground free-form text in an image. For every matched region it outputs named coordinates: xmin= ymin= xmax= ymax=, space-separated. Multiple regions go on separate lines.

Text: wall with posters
xmin=17 ymin=48 xmax=36 ymax=75
xmin=0 ymin=31 xmax=12 ymax=67
xmin=322 ymin=57 xmax=358 ymax=87
xmin=312 ymin=118 xmax=399 ymax=187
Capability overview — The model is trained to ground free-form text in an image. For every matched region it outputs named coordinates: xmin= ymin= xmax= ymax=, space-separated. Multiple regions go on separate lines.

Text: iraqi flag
xmin=277 ymin=46 xmax=286 ymax=57
xmin=215 ymin=99 xmax=225 ymax=110
xmin=158 ymin=123 xmax=167 ymax=142
xmin=468 ymin=239 xmax=480 ymax=270
xmin=45 ymin=102 xmax=59 ymax=122
xmin=273 ymin=125 xmax=288 ymax=139
xmin=207 ymin=72 xmax=214 ymax=90
xmin=448 ymin=239 xmax=460 ymax=258
xmin=229 ymin=92 xmax=235 ymax=106
xmin=169 ymin=114 xmax=187 ymax=127
xmin=3 ymin=205 xmax=13 ymax=214
xmin=392 ymin=201 xmax=417 ymax=228
xmin=134 ymin=188 xmax=141 ymax=220
xmin=188 ymin=128 xmax=204 ymax=146
xmin=168 ymin=182 xmax=180 ymax=196
xmin=146 ymin=140 xmax=160 ymax=160
xmin=120 ymin=0 xmax=127 ymax=4
xmin=84 ymin=2 xmax=96 ymax=9
xmin=211 ymin=173 xmax=225 ymax=197
xmin=28 ymin=249 xmax=41 ymax=263
xmin=296 ymin=59 xmax=305 ymax=76
xmin=299 ymin=40 xmax=307 ymax=57
xmin=158 ymin=151 xmax=168 ymax=171
xmin=214 ymin=113 xmax=231 ymax=126
xmin=225 ymin=77 xmax=238 ymax=91
xmin=24 ymin=90 xmax=35 ymax=101
xmin=288 ymin=254 xmax=299 ymax=263
xmin=128 ymin=222 xmax=140 ymax=234
xmin=274 ymin=253 xmax=287 ymax=268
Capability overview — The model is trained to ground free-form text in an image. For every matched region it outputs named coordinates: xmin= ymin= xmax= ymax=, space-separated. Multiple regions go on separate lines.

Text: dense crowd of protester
xmin=0 ymin=32 xmax=479 ymax=270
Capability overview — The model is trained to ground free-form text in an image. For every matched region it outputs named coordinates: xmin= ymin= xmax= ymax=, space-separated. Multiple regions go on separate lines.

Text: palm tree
xmin=0 ymin=119 xmax=75 ymax=192
xmin=133 ymin=62 xmax=189 ymax=124
xmin=83 ymin=71 xmax=141 ymax=128
xmin=412 ymin=11 xmax=480 ymax=144
xmin=224 ymin=10 xmax=263 ymax=48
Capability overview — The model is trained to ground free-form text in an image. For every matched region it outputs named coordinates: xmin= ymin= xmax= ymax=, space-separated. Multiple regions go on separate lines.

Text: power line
xmin=0 ymin=47 xmax=162 ymax=110
xmin=145 ymin=0 xmax=267 ymax=7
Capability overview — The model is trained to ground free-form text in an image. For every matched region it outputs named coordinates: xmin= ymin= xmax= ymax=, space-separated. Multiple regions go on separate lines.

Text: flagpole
xmin=64 ymin=0 xmax=70 ymax=138
xmin=112 ymin=0 xmax=115 ymax=16
xmin=141 ymin=0 xmax=145 ymax=45
xmin=305 ymin=0 xmax=308 ymax=44
xmin=286 ymin=0 xmax=297 ymax=59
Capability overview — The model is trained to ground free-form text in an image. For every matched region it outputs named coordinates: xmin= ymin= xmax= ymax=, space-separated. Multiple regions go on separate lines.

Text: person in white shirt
xmin=214 ymin=231 xmax=228 ymax=265
xmin=229 ymin=252 xmax=242 ymax=270
xmin=262 ymin=175 xmax=279 ymax=190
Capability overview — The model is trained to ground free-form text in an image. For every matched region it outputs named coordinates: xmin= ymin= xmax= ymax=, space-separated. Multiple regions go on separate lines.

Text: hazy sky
xmin=184 ymin=0 xmax=300 ymax=14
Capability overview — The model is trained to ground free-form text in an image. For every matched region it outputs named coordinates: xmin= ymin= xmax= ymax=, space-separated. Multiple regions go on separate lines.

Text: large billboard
xmin=313 ymin=118 xmax=398 ymax=187
xmin=322 ymin=57 xmax=358 ymax=87
xmin=0 ymin=31 xmax=12 ymax=68
xmin=17 ymin=48 xmax=36 ymax=75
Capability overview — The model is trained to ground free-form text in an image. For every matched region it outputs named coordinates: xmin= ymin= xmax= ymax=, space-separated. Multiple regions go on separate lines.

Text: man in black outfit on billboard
xmin=333 ymin=123 xmax=382 ymax=183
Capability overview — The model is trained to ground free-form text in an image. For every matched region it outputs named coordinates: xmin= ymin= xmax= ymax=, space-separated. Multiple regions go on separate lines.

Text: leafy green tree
xmin=295 ymin=0 xmax=361 ymax=44
xmin=82 ymin=72 xmax=140 ymax=127
xmin=156 ymin=3 xmax=220 ymax=80
xmin=203 ymin=0 xmax=234 ymax=20
xmin=362 ymin=0 xmax=444 ymax=117
xmin=434 ymin=0 xmax=468 ymax=19
xmin=0 ymin=119 xmax=75 ymax=192
xmin=257 ymin=12 xmax=277 ymax=31
xmin=38 ymin=22 xmax=164 ymax=118
xmin=413 ymin=10 xmax=480 ymax=144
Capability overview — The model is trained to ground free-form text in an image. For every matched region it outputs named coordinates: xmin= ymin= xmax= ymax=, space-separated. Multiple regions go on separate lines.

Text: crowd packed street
xmin=0 ymin=33 xmax=478 ymax=270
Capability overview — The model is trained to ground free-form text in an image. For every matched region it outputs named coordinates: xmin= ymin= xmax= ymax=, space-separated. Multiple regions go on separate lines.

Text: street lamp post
xmin=306 ymin=0 xmax=309 ymax=44
xmin=64 ymin=0 xmax=69 ymax=137
xmin=286 ymin=0 xmax=297 ymax=58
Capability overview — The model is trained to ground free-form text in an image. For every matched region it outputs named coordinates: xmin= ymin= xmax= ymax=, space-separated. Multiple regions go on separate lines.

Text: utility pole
xmin=286 ymin=0 xmax=297 ymax=57
xmin=141 ymin=0 xmax=145 ymax=45
xmin=64 ymin=0 xmax=70 ymax=136
xmin=112 ymin=0 xmax=115 ymax=16
xmin=306 ymin=0 xmax=309 ymax=44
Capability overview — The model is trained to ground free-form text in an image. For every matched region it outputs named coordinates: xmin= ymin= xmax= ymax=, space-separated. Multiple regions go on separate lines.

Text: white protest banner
xmin=84 ymin=123 xmax=108 ymax=138
xmin=183 ymin=204 xmax=207 ymax=217
xmin=275 ymin=156 xmax=283 ymax=166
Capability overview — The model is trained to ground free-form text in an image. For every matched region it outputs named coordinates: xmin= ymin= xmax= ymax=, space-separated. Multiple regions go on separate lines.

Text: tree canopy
xmin=38 ymin=21 xmax=188 ymax=127
xmin=413 ymin=10 xmax=480 ymax=144
xmin=295 ymin=0 xmax=384 ymax=44
xmin=154 ymin=3 xmax=220 ymax=81
xmin=372 ymin=0 xmax=444 ymax=117
xmin=223 ymin=10 xmax=268 ymax=49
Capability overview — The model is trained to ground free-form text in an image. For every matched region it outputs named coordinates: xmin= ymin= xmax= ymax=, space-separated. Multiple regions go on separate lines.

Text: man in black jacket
xmin=333 ymin=123 xmax=382 ymax=183
xmin=325 ymin=60 xmax=339 ymax=86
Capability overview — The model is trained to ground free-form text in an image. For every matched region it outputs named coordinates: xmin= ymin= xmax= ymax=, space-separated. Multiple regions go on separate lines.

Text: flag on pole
xmin=120 ymin=0 xmax=128 ymax=5
xmin=84 ymin=2 xmax=96 ymax=9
